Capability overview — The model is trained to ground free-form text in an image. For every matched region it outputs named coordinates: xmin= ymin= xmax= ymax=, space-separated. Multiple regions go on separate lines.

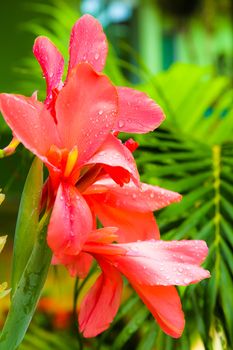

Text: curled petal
xmin=33 ymin=36 xmax=64 ymax=105
xmin=79 ymin=259 xmax=122 ymax=338
xmin=48 ymin=183 xmax=93 ymax=256
xmin=86 ymin=177 xmax=181 ymax=212
xmin=88 ymin=202 xmax=160 ymax=242
xmin=68 ymin=14 xmax=108 ymax=76
xmin=113 ymin=240 xmax=210 ymax=286
xmin=133 ymin=284 xmax=185 ymax=338
xmin=86 ymin=134 xmax=139 ymax=186
xmin=114 ymin=87 xmax=165 ymax=133
xmin=55 ymin=63 xmax=117 ymax=164
xmin=0 ymin=94 xmax=60 ymax=158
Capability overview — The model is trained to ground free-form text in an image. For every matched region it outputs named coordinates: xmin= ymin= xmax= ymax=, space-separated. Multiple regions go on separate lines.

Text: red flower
xmin=0 ymin=15 xmax=167 ymax=257
xmin=83 ymin=176 xmax=181 ymax=242
xmin=54 ymin=228 xmax=210 ymax=338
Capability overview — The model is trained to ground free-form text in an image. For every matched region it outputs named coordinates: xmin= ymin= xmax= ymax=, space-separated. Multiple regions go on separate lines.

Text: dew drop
xmin=118 ymin=120 xmax=125 ymax=128
xmin=98 ymin=110 xmax=103 ymax=115
xmin=131 ymin=246 xmax=139 ymax=253
xmin=94 ymin=53 xmax=100 ymax=60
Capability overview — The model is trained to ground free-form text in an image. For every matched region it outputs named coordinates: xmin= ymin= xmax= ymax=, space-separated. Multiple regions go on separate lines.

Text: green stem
xmin=212 ymin=145 xmax=221 ymax=272
xmin=72 ymin=278 xmax=83 ymax=350
xmin=0 ymin=212 xmax=52 ymax=350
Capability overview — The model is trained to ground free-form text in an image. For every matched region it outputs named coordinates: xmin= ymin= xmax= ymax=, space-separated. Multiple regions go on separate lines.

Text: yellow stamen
xmin=64 ymin=146 xmax=78 ymax=178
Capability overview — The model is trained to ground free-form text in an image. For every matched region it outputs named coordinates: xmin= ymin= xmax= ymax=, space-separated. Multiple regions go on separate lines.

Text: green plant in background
xmin=0 ymin=235 xmax=10 ymax=299
xmin=133 ymin=63 xmax=233 ymax=350
xmin=0 ymin=191 xmax=10 ymax=299
xmin=0 ymin=1 xmax=232 ymax=350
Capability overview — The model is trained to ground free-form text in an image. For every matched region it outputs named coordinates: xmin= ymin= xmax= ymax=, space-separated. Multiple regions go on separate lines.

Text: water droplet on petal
xmin=99 ymin=110 xmax=103 ymax=115
xmin=94 ymin=53 xmax=100 ymax=60
xmin=118 ymin=120 xmax=125 ymax=128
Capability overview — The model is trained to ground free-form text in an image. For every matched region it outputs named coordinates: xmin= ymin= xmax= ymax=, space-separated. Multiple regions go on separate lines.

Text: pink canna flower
xmin=82 ymin=176 xmax=182 ymax=242
xmin=54 ymin=228 xmax=210 ymax=338
xmin=0 ymin=14 xmax=169 ymax=257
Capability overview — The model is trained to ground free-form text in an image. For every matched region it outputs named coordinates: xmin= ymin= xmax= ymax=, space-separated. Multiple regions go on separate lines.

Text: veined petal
xmin=86 ymin=134 xmax=139 ymax=186
xmin=55 ymin=63 xmax=117 ymax=164
xmin=133 ymin=284 xmax=185 ymax=338
xmin=33 ymin=36 xmax=64 ymax=105
xmin=112 ymin=240 xmax=210 ymax=286
xmin=68 ymin=14 xmax=108 ymax=76
xmin=53 ymin=252 xmax=93 ymax=278
xmin=47 ymin=183 xmax=93 ymax=256
xmin=79 ymin=259 xmax=122 ymax=338
xmin=86 ymin=177 xmax=181 ymax=212
xmin=114 ymin=87 xmax=165 ymax=133
xmin=0 ymin=94 xmax=60 ymax=158
xmin=88 ymin=201 xmax=160 ymax=242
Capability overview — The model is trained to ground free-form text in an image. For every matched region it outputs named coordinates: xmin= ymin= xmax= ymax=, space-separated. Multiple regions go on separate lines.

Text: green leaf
xmin=137 ymin=323 xmax=157 ymax=350
xmin=113 ymin=307 xmax=149 ymax=349
xmin=0 ymin=213 xmax=52 ymax=350
xmin=221 ymin=218 xmax=233 ymax=247
xmin=11 ymin=157 xmax=43 ymax=296
xmin=219 ymin=260 xmax=233 ymax=345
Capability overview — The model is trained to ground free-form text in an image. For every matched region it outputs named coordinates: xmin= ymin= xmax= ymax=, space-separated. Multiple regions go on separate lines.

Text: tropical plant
xmin=0 ymin=1 xmax=232 ymax=349
xmin=0 ymin=192 xmax=10 ymax=299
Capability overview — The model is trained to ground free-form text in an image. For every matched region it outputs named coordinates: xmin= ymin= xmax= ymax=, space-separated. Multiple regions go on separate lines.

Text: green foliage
xmin=0 ymin=235 xmax=10 ymax=299
xmin=132 ymin=63 xmax=233 ymax=349
xmin=0 ymin=159 xmax=52 ymax=350
xmin=1 ymin=1 xmax=232 ymax=349
xmin=11 ymin=158 xmax=43 ymax=295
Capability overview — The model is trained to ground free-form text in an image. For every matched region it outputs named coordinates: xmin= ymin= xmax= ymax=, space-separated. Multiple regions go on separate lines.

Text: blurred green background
xmin=0 ymin=1 xmax=233 ymax=349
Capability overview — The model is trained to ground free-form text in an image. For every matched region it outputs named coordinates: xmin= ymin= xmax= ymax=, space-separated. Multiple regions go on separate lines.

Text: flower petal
xmin=0 ymin=94 xmax=60 ymax=158
xmin=53 ymin=252 xmax=93 ymax=278
xmin=113 ymin=240 xmax=210 ymax=286
xmin=114 ymin=87 xmax=165 ymax=133
xmin=133 ymin=284 xmax=185 ymax=338
xmin=86 ymin=177 xmax=181 ymax=212
xmin=55 ymin=63 xmax=117 ymax=164
xmin=86 ymin=134 xmax=139 ymax=186
xmin=48 ymin=183 xmax=93 ymax=256
xmin=79 ymin=259 xmax=122 ymax=338
xmin=67 ymin=14 xmax=108 ymax=76
xmin=88 ymin=201 xmax=160 ymax=242
xmin=33 ymin=36 xmax=64 ymax=105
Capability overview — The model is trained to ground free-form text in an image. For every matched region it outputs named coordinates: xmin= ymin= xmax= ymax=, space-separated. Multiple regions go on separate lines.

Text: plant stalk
xmin=0 ymin=213 xmax=52 ymax=350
